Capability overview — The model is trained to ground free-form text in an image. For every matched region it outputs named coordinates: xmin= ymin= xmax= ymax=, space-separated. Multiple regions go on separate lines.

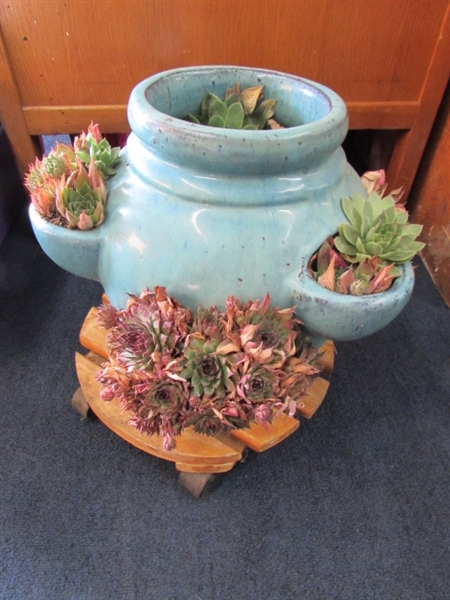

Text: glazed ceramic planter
xmin=29 ymin=66 xmax=415 ymax=342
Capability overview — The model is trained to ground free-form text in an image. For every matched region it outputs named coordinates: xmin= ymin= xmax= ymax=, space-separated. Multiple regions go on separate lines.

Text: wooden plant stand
xmin=73 ymin=304 xmax=335 ymax=497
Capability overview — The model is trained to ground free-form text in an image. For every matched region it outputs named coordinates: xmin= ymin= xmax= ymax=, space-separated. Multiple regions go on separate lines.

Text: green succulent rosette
xmin=334 ymin=192 xmax=424 ymax=266
xmin=56 ymin=168 xmax=106 ymax=230
xmin=76 ymin=137 xmax=121 ymax=179
xmin=74 ymin=122 xmax=121 ymax=179
xmin=180 ymin=334 xmax=236 ymax=399
xmin=186 ymin=84 xmax=277 ymax=130
xmin=310 ymin=188 xmax=426 ymax=295
xmin=41 ymin=143 xmax=76 ymax=178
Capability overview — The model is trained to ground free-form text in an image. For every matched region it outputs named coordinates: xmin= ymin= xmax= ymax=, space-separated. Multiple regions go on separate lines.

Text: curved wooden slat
xmin=75 ymin=352 xmax=246 ymax=473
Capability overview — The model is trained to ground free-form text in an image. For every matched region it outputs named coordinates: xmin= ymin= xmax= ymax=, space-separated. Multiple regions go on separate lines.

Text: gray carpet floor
xmin=1 ymin=209 xmax=449 ymax=600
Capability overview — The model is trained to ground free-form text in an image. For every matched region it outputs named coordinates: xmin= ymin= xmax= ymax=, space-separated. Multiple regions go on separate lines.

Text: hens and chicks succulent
xmin=186 ymin=83 xmax=279 ymax=130
xmin=310 ymin=171 xmax=425 ymax=295
xmin=96 ymin=288 xmax=322 ymax=450
xmin=25 ymin=123 xmax=120 ymax=230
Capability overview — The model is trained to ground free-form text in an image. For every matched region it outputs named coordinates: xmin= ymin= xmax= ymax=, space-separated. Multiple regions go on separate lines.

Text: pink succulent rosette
xmin=96 ymin=287 xmax=323 ymax=450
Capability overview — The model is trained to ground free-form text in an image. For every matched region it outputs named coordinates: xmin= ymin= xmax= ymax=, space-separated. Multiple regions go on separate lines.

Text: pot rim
xmin=126 ymin=65 xmax=349 ymax=173
xmin=296 ymin=260 xmax=415 ymax=304
xmin=143 ymin=65 xmax=344 ymax=128
xmin=29 ymin=203 xmax=103 ymax=239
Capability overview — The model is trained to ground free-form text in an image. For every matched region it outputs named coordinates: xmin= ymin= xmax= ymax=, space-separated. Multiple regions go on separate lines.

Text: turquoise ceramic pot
xmin=29 ymin=66 xmax=415 ymax=341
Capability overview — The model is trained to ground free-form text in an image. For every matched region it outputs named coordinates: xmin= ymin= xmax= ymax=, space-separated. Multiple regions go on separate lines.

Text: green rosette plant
xmin=96 ymin=288 xmax=323 ymax=450
xmin=56 ymin=163 xmax=107 ymax=230
xmin=310 ymin=170 xmax=425 ymax=295
xmin=334 ymin=192 xmax=424 ymax=266
xmin=41 ymin=142 xmax=77 ymax=178
xmin=74 ymin=122 xmax=121 ymax=178
xmin=186 ymin=84 xmax=279 ymax=130
xmin=181 ymin=334 xmax=237 ymax=399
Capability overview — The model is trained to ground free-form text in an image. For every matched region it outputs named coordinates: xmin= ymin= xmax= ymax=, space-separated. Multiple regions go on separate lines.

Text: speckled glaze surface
xmin=29 ymin=66 xmax=415 ymax=341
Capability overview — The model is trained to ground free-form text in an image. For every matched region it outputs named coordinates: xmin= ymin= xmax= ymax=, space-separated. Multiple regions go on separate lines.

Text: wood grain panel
xmin=0 ymin=29 xmax=41 ymax=172
xmin=21 ymin=100 xmax=420 ymax=135
xmin=1 ymin=0 xmax=449 ymax=199
xmin=410 ymin=85 xmax=450 ymax=306
xmin=387 ymin=2 xmax=450 ymax=196
xmin=1 ymin=1 xmax=447 ymax=106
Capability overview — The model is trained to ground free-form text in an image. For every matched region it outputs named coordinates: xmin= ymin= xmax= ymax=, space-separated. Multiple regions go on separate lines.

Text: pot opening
xmin=144 ymin=67 xmax=333 ymax=129
xmin=307 ymin=235 xmax=410 ymax=297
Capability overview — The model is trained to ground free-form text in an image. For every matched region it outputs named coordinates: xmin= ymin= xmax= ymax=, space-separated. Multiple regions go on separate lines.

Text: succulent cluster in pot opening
xmin=309 ymin=170 xmax=425 ymax=295
xmin=25 ymin=123 xmax=121 ymax=230
xmin=185 ymin=83 xmax=282 ymax=130
xmin=96 ymin=287 xmax=323 ymax=451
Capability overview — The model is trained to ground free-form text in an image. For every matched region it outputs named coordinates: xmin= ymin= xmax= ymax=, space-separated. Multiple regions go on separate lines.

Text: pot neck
xmin=125 ymin=132 xmax=348 ymax=207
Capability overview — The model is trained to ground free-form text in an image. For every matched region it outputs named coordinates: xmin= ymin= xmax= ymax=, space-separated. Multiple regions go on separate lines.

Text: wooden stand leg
xmin=178 ymin=472 xmax=221 ymax=498
xmin=71 ymin=386 xmax=90 ymax=419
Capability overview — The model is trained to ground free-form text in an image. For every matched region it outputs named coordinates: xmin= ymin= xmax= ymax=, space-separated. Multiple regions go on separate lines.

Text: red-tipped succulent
xmin=25 ymin=123 xmax=120 ymax=230
xmin=96 ymin=287 xmax=323 ymax=450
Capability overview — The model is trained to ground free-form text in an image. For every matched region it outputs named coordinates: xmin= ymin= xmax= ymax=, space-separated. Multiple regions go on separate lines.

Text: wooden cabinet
xmin=1 ymin=0 xmax=449 ymax=200
xmin=410 ymin=83 xmax=450 ymax=306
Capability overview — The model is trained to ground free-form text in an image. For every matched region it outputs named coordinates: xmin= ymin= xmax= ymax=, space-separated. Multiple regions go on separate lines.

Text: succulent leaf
xmin=361 ymin=169 xmax=387 ymax=195
xmin=243 ymin=113 xmax=266 ymax=130
xmin=240 ymin=85 xmax=264 ymax=115
xmin=186 ymin=114 xmax=201 ymax=124
xmin=316 ymin=238 xmax=333 ymax=273
xmin=200 ymin=91 xmax=219 ymax=120
xmin=224 ymin=102 xmax=245 ymax=129
xmin=334 ymin=235 xmax=357 ymax=256
xmin=208 ymin=98 xmax=228 ymax=122
xmin=256 ymin=98 xmax=276 ymax=122
xmin=208 ymin=114 xmax=225 ymax=128
xmin=342 ymin=195 xmax=363 ymax=228
xmin=224 ymin=91 xmax=240 ymax=107
xmin=340 ymin=223 xmax=359 ymax=245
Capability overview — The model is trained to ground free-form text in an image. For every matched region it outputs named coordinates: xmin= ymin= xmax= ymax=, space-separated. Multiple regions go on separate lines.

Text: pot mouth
xmin=127 ymin=66 xmax=349 ymax=173
xmin=144 ymin=66 xmax=337 ymax=129
xmin=292 ymin=262 xmax=415 ymax=341
xmin=28 ymin=204 xmax=103 ymax=240
xmin=297 ymin=261 xmax=415 ymax=303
